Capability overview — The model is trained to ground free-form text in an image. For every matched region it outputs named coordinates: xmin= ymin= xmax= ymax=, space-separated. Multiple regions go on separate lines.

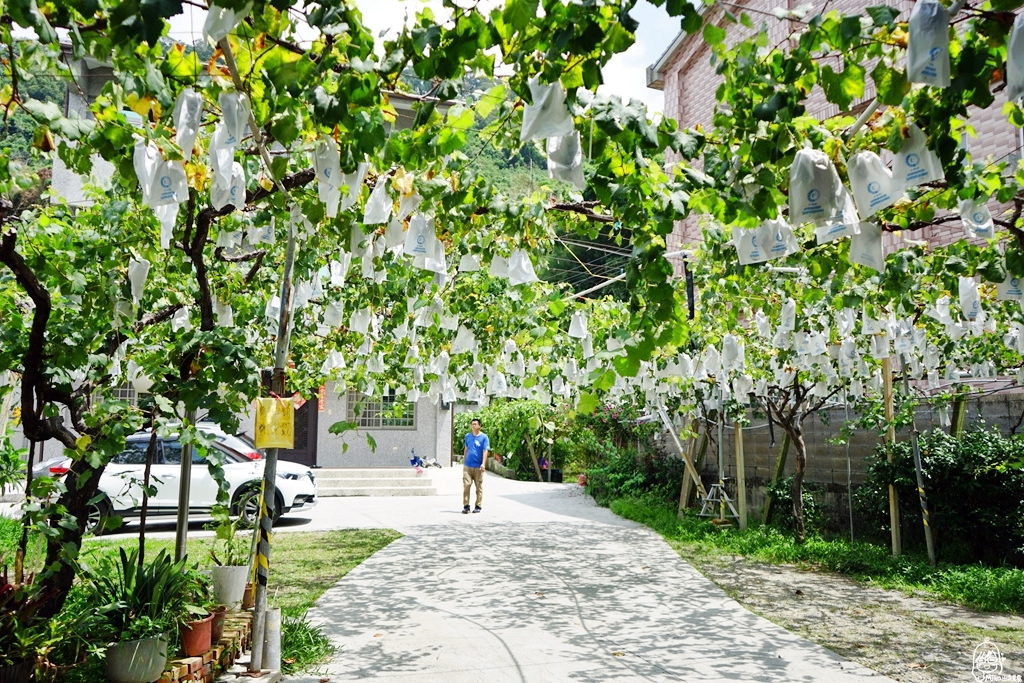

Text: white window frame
xmin=346 ymin=390 xmax=416 ymax=430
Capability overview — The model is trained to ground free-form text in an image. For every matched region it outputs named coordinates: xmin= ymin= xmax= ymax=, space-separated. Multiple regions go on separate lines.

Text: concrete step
xmin=318 ymin=486 xmax=438 ymax=497
xmin=314 ymin=477 xmax=433 ymax=488
xmin=314 ymin=468 xmax=435 ymax=480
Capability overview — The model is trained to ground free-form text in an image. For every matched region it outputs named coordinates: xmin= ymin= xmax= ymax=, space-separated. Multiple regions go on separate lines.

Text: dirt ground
xmin=671 ymin=543 xmax=1024 ymax=683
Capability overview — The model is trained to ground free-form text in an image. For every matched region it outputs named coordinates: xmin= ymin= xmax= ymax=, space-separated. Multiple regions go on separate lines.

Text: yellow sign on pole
xmin=255 ymin=396 xmax=294 ymax=449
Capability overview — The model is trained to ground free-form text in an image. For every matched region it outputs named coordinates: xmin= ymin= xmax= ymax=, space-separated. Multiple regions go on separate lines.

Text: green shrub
xmin=586 ymin=444 xmax=684 ymax=506
xmin=764 ymin=476 xmax=827 ymax=535
xmin=610 ymin=496 xmax=1024 ymax=614
xmin=858 ymin=426 xmax=1024 ymax=565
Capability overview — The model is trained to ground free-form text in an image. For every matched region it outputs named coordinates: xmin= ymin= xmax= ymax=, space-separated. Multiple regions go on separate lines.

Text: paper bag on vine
xmin=156 ymin=204 xmax=178 ymax=249
xmin=133 ymin=139 xmax=161 ymax=206
xmin=960 ymin=197 xmax=994 ymax=239
xmin=814 ymin=186 xmax=859 ymax=245
xmin=340 ymin=163 xmax=368 ymax=211
xmin=1008 ymin=14 xmax=1024 ymax=103
xmin=789 ymin=148 xmax=842 ymax=226
xmin=211 ymin=161 xmax=245 ymax=211
xmin=892 ymin=124 xmax=943 ymax=190
xmin=214 ymin=297 xmax=234 ymax=327
xmin=314 ymin=137 xmax=342 ymax=218
xmin=173 ymin=88 xmax=203 ymax=161
xmin=459 ymin=253 xmax=481 ymax=272
xmin=490 ymin=255 xmax=509 ymax=278
xmin=397 ymin=193 xmax=422 ymax=221
xmin=568 ymin=312 xmax=588 ymax=339
xmin=350 ymin=307 xmax=371 ymax=334
xmin=759 ymin=217 xmax=800 ymax=260
xmin=780 ymin=298 xmax=796 ymax=333
xmin=849 ymin=221 xmax=885 ymax=271
xmin=508 ymin=250 xmax=540 ymax=286
xmin=849 ymin=152 xmax=899 ymax=218
xmin=959 ymin=276 xmax=981 ymax=321
xmin=999 ymin=274 xmax=1024 ymax=301
xmin=363 ymin=180 xmax=393 ymax=225
xmin=452 ymin=325 xmax=477 ymax=354
xmin=404 ymin=214 xmax=434 ymax=258
xmin=323 ymin=301 xmax=345 ymax=328
xmin=151 ymin=159 xmax=188 ymax=206
xmin=907 ymin=0 xmax=951 ymax=88
xmin=128 ymin=258 xmax=150 ymax=303
xmin=547 ymin=132 xmax=585 ymax=190
xmin=520 ymin=77 xmax=574 ymax=142
xmin=203 ymin=1 xmax=253 ymax=44
xmin=215 ymin=92 xmax=249 ymax=149
xmin=754 ymin=310 xmax=771 ymax=338
xmin=255 ymin=396 xmax=294 ymax=449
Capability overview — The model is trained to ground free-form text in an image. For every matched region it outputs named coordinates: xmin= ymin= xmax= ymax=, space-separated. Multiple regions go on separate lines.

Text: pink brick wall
xmin=659 ymin=0 xmax=1020 ymax=254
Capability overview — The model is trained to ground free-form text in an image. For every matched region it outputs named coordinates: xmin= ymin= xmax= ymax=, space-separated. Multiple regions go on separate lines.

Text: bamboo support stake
xmin=734 ymin=420 xmax=747 ymax=530
xmin=659 ymin=407 xmax=706 ymax=507
xmin=883 ymin=356 xmax=902 ymax=557
xmin=677 ymin=419 xmax=701 ymax=514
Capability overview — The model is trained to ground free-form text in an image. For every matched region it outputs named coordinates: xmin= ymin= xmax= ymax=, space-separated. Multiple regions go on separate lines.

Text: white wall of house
xmin=237 ymin=382 xmax=453 ymax=468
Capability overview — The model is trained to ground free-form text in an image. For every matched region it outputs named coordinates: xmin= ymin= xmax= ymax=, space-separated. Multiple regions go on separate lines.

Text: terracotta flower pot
xmin=241 ymin=582 xmax=256 ymax=610
xmin=178 ymin=613 xmax=214 ymax=657
xmin=210 ymin=605 xmax=228 ymax=642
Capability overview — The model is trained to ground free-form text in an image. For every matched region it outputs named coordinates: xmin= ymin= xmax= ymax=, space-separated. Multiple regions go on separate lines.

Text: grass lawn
xmin=82 ymin=528 xmax=402 ymax=617
xmin=611 ymin=496 xmax=1024 ymax=614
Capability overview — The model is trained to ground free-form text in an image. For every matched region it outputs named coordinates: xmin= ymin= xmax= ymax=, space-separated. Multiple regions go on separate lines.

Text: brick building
xmin=646 ymin=0 xmax=1022 ymax=252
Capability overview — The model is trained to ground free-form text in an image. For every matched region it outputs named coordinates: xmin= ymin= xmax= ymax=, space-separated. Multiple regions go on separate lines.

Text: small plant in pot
xmin=208 ymin=504 xmax=252 ymax=613
xmin=178 ymin=570 xmax=216 ymax=658
xmin=82 ymin=548 xmax=191 ymax=683
xmin=0 ymin=569 xmax=56 ymax=683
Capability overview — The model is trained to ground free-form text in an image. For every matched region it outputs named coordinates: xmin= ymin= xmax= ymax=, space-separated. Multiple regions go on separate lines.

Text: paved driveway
xmin=283 ymin=468 xmax=893 ymax=683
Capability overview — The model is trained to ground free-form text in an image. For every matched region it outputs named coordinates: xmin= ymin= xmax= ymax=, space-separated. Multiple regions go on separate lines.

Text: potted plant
xmin=82 ymin=548 xmax=191 ymax=683
xmin=178 ymin=569 xmax=215 ymax=657
xmin=0 ymin=569 xmax=55 ymax=683
xmin=208 ymin=505 xmax=252 ymax=612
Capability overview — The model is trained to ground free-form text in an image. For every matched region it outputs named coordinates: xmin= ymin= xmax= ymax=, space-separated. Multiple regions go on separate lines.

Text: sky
xmin=165 ymin=0 xmax=677 ymax=114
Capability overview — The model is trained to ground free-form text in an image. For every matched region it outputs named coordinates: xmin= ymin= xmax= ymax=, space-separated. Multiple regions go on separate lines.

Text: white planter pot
xmin=212 ymin=565 xmax=250 ymax=612
xmin=105 ymin=635 xmax=167 ymax=683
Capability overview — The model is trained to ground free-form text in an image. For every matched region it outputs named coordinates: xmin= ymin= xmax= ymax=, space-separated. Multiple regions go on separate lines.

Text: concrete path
xmin=285 ymin=468 xmax=893 ymax=683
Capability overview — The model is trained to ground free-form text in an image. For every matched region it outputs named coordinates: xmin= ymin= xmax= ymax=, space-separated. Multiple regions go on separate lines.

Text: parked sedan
xmin=47 ymin=430 xmax=316 ymax=534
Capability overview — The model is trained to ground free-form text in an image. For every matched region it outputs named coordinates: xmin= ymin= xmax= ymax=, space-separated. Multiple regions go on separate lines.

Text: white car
xmin=49 ymin=428 xmax=317 ymax=534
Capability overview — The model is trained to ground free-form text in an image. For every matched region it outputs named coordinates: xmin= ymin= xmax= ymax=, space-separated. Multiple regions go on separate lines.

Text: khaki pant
xmin=463 ymin=466 xmax=483 ymax=508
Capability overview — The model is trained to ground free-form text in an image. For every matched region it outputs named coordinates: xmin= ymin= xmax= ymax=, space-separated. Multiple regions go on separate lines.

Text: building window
xmin=112 ymin=384 xmax=147 ymax=407
xmin=346 ymin=390 xmax=416 ymax=429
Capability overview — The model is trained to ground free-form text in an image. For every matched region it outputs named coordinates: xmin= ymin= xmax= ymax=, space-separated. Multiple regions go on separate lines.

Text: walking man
xmin=463 ymin=418 xmax=489 ymax=514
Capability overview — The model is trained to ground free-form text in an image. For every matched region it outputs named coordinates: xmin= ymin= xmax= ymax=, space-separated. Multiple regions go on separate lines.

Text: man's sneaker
xmin=472 ymin=506 xmax=482 ymax=514
xmin=462 ymin=505 xmax=470 ymax=514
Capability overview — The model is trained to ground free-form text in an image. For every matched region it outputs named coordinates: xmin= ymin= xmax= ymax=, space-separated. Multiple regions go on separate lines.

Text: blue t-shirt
xmin=464 ymin=432 xmax=490 ymax=468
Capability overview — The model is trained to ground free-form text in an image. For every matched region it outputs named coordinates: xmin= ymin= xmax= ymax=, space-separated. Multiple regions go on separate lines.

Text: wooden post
xmin=678 ymin=420 xmax=700 ymax=515
xmin=762 ymin=433 xmax=790 ymax=524
xmin=657 ymin=408 xmax=706 ymax=506
xmin=734 ymin=420 xmax=747 ymax=530
xmin=525 ymin=433 xmax=544 ymax=482
xmin=682 ymin=430 xmax=710 ymax=512
xmin=883 ymin=356 xmax=902 ymax=557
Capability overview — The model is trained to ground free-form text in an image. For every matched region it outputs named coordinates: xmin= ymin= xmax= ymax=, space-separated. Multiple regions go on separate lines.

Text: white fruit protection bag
xmin=848 ymin=151 xmax=900 ymax=218
xmin=458 ymin=253 xmax=481 ymax=273
xmin=891 ymin=124 xmax=943 ymax=190
xmin=788 ymin=148 xmax=842 ymax=226
xmin=314 ymin=137 xmax=342 ymax=218
xmin=1008 ymin=14 xmax=1024 ymax=103
xmin=849 ymin=221 xmax=885 ymax=271
xmin=998 ymin=274 xmax=1024 ymax=301
xmin=520 ymin=77 xmax=575 ymax=142
xmin=172 ymin=88 xmax=203 ymax=161
xmin=202 ymin=1 xmax=253 ymax=44
xmin=128 ymin=258 xmax=151 ymax=303
xmin=133 ymin=139 xmax=162 ymax=207
xmin=780 ymin=298 xmax=796 ymax=333
xmin=547 ymin=132 xmax=585 ymax=190
xmin=907 ymin=0 xmax=951 ymax=88
xmin=490 ymin=255 xmax=509 ymax=278
xmin=404 ymin=214 xmax=436 ymax=260
xmin=363 ymin=180 xmax=393 ymax=225
xmin=568 ymin=312 xmax=588 ymax=339
xmin=960 ymin=197 xmax=994 ymax=239
xmin=959 ymin=276 xmax=981 ymax=321
xmin=507 ymin=249 xmax=540 ymax=285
